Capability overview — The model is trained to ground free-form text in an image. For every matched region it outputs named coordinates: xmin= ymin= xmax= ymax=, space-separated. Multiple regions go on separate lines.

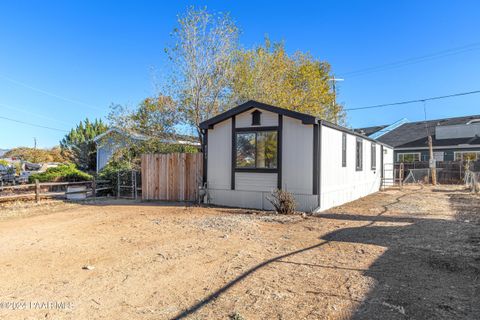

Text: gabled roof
xmin=199 ymin=100 xmax=318 ymax=129
xmin=376 ymin=114 xmax=480 ymax=148
xmin=200 ymin=100 xmax=392 ymax=148
xmin=93 ymin=128 xmax=148 ymax=143
xmin=93 ymin=128 xmax=200 ymax=146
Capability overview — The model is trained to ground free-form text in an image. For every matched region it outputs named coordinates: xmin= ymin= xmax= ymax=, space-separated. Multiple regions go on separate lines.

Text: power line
xmin=0 ymin=102 xmax=71 ymax=126
xmin=0 ymin=115 xmax=68 ymax=132
xmin=345 ymin=90 xmax=480 ymax=111
xmin=0 ymin=74 xmax=103 ymax=111
xmin=339 ymin=41 xmax=480 ymax=78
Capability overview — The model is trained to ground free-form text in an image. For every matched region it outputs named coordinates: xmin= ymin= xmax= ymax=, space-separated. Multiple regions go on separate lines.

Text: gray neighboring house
xmin=94 ymin=128 xmax=200 ymax=173
xmin=94 ymin=128 xmax=148 ymax=172
xmin=356 ymin=115 xmax=480 ymax=163
xmin=0 ymin=149 xmax=9 ymax=158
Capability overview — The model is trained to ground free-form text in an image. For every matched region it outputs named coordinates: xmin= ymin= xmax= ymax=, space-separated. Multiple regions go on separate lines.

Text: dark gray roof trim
xmin=199 ymin=100 xmax=392 ymax=147
xmin=321 ymin=120 xmax=393 ymax=148
xmin=354 ymin=125 xmax=388 ymax=136
xmin=199 ymin=100 xmax=317 ymax=129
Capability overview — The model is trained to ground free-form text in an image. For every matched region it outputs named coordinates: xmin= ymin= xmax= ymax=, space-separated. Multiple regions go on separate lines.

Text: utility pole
xmin=328 ymin=77 xmax=344 ymax=124
xmin=428 ymin=135 xmax=437 ymax=185
xmin=423 ymin=101 xmax=437 ymax=185
xmin=33 ymin=137 xmax=37 ymax=149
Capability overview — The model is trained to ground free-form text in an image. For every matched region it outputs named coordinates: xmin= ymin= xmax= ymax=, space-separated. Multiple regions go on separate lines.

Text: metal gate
xmin=116 ymin=170 xmax=141 ymax=199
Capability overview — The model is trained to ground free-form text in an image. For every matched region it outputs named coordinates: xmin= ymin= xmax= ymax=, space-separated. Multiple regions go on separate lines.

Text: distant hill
xmin=0 ymin=149 xmax=10 ymax=157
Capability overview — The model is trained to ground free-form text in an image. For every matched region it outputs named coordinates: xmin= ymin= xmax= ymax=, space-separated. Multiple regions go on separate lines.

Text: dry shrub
xmin=267 ymin=189 xmax=296 ymax=214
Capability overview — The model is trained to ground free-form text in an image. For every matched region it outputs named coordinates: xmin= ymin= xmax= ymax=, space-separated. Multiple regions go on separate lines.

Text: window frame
xmin=342 ymin=133 xmax=347 ymax=167
xmin=234 ymin=127 xmax=279 ymax=172
xmin=356 ymin=138 xmax=363 ymax=171
xmin=454 ymin=151 xmax=480 ymax=161
xmin=396 ymin=152 xmax=421 ymax=163
xmin=371 ymin=142 xmax=376 ymax=170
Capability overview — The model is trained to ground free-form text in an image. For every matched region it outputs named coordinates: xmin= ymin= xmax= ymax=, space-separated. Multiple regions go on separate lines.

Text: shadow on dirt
xmin=321 ymin=215 xmax=479 ymax=319
xmin=171 ymin=188 xmax=480 ymax=320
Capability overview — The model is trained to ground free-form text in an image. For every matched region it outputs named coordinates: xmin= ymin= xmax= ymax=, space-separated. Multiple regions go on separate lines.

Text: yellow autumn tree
xmin=230 ymin=39 xmax=344 ymax=124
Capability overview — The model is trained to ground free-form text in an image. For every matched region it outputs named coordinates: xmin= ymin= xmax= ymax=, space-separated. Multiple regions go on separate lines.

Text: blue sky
xmin=1 ymin=0 xmax=479 ymax=148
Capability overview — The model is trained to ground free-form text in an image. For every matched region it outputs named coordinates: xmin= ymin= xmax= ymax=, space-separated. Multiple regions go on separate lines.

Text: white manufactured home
xmin=200 ymin=101 xmax=394 ymax=212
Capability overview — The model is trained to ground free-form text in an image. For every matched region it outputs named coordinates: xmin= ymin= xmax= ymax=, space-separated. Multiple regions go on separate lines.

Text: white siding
xmin=319 ymin=125 xmax=383 ymax=211
xmin=282 ymin=117 xmax=314 ymax=194
xmin=97 ymin=144 xmax=115 ymax=172
xmin=236 ymin=108 xmax=278 ymax=128
xmin=235 ymin=172 xmax=277 ymax=191
xmin=208 ymin=189 xmax=318 ymax=212
xmin=382 ymin=146 xmax=395 ymax=186
xmin=205 ymin=110 xmax=393 ymax=213
xmin=207 ymin=119 xmax=232 ymax=190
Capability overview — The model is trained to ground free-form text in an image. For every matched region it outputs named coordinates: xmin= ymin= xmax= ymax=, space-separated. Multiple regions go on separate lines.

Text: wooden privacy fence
xmin=141 ymin=153 xmax=203 ymax=201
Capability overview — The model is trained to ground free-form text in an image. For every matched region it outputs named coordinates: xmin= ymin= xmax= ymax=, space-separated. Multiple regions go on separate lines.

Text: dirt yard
xmin=0 ymin=185 xmax=478 ymax=319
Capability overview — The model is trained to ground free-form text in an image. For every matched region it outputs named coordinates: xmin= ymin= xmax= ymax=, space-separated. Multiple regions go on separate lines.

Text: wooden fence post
xmin=133 ymin=171 xmax=137 ymax=200
xmin=92 ymin=177 xmax=96 ymax=199
xmin=117 ymin=171 xmax=120 ymax=199
xmin=35 ymin=179 xmax=40 ymax=203
xmin=131 ymin=170 xmax=135 ymax=199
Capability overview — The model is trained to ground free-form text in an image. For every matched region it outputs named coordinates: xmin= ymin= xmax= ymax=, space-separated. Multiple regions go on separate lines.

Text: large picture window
xmin=236 ymin=131 xmax=278 ymax=169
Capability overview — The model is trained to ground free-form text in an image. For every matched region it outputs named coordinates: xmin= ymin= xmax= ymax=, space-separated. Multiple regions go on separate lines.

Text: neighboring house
xmin=94 ymin=128 xmax=148 ymax=172
xmin=199 ymin=100 xmax=394 ymax=212
xmin=0 ymin=149 xmax=9 ymax=158
xmin=356 ymin=115 xmax=480 ymax=163
xmin=94 ymin=128 xmax=200 ymax=172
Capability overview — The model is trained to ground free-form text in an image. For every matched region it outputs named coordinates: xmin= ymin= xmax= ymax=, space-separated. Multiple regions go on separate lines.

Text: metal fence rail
xmin=394 ymin=160 xmax=480 ymax=184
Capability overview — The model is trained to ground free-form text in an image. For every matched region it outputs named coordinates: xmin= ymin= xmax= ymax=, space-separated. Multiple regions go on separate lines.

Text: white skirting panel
xmin=208 ymin=189 xmax=319 ymax=212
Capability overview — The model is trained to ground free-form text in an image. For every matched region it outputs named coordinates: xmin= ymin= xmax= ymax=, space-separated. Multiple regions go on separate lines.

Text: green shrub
xmin=97 ymin=160 xmax=133 ymax=196
xmin=29 ymin=164 xmax=92 ymax=183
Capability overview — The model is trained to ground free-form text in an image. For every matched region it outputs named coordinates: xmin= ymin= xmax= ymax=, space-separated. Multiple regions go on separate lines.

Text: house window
xmin=251 ymin=110 xmax=262 ymax=126
xmin=236 ymin=131 xmax=277 ymax=168
xmin=342 ymin=133 xmax=347 ymax=167
xmin=371 ymin=143 xmax=376 ymax=170
xmin=397 ymin=152 xmax=421 ymax=163
xmin=356 ymin=138 xmax=363 ymax=171
xmin=454 ymin=151 xmax=480 ymax=161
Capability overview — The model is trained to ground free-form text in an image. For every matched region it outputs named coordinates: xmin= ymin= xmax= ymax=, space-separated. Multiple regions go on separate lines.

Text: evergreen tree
xmin=60 ymin=118 xmax=108 ymax=171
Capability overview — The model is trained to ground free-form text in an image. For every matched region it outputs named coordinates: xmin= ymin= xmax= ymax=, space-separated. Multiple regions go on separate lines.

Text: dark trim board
xmin=318 ymin=121 xmax=322 ymax=208
xmin=234 ymin=126 xmax=278 ymax=132
xmin=234 ymin=168 xmax=278 ymax=173
xmin=202 ymin=129 xmax=208 ymax=184
xmin=231 ymin=116 xmax=236 ymax=190
xmin=200 ymin=100 xmax=318 ymax=129
xmin=277 ymin=115 xmax=283 ymax=189
xmin=312 ymin=123 xmax=320 ymax=195
xmin=230 ymin=115 xmax=283 ymax=186
xmin=321 ymin=120 xmax=392 ymax=148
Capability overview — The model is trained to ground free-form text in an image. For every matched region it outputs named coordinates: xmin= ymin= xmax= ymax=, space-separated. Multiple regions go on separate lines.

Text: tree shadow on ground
xmin=170 ymin=188 xmax=480 ymax=320
xmin=321 ymin=215 xmax=480 ymax=319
